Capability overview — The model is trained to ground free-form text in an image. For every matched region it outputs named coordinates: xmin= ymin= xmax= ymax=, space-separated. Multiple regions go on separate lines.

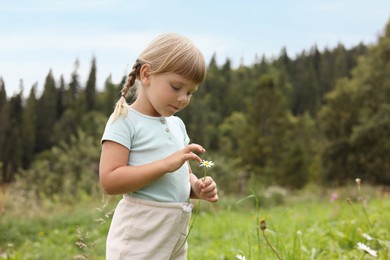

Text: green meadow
xmin=1 ymin=184 xmax=389 ymax=259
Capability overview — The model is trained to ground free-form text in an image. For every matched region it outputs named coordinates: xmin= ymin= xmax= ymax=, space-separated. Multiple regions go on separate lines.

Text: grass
xmin=189 ymin=198 xmax=390 ymax=259
xmin=0 ymin=197 xmax=111 ymax=259
xmin=1 ymin=184 xmax=389 ymax=259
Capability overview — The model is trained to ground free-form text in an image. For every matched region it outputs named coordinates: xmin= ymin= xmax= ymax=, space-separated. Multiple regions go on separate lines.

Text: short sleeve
xmin=174 ymin=116 xmax=190 ymax=145
xmin=101 ymin=114 xmax=134 ymax=150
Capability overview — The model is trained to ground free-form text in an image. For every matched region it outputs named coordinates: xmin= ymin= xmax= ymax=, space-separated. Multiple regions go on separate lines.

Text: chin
xmin=165 ymin=112 xmax=176 ymax=117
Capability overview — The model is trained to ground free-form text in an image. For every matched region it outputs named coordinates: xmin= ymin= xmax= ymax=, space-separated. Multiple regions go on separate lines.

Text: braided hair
xmin=112 ymin=60 xmax=142 ymax=119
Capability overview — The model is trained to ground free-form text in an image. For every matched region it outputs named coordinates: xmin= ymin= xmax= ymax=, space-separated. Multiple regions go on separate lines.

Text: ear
xmin=140 ymin=64 xmax=151 ymax=86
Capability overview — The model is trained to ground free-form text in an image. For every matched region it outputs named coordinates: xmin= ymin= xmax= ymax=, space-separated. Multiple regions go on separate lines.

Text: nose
xmin=177 ymin=93 xmax=189 ymax=103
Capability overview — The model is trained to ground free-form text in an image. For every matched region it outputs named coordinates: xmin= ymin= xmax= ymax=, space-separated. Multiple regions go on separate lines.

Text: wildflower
xmin=355 ymin=178 xmax=361 ymax=184
xmin=330 ymin=192 xmax=339 ymax=202
xmin=200 ymin=160 xmax=214 ymax=168
xmin=235 ymin=254 xmax=246 ymax=260
xmin=362 ymin=233 xmax=373 ymax=241
xmin=260 ymin=219 xmax=267 ymax=231
xmin=357 ymin=242 xmax=377 ymax=257
xmin=260 ymin=219 xmax=282 ymax=260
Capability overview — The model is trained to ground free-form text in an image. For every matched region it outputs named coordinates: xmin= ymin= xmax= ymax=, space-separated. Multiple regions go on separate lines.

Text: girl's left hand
xmin=193 ymin=176 xmax=218 ymax=202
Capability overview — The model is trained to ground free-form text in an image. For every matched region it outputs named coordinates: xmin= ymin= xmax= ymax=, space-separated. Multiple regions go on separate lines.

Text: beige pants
xmin=106 ymin=195 xmax=193 ymax=260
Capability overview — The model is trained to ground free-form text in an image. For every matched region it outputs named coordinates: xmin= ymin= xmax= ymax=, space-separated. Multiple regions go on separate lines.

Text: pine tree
xmin=21 ymin=84 xmax=37 ymax=168
xmin=1 ymin=91 xmax=23 ymax=182
xmin=36 ymin=70 xmax=58 ymax=152
xmin=237 ymin=75 xmax=294 ymax=184
xmin=68 ymin=59 xmax=80 ymax=107
xmin=57 ymin=75 xmax=67 ymax=119
xmin=101 ymin=75 xmax=119 ymax=116
xmin=0 ymin=78 xmax=7 ymax=180
xmin=0 ymin=78 xmax=6 ymax=112
xmin=85 ymin=57 xmax=97 ymax=111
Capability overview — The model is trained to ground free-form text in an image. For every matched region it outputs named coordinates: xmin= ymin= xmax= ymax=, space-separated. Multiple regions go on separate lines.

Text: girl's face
xmin=141 ymin=71 xmax=198 ymax=117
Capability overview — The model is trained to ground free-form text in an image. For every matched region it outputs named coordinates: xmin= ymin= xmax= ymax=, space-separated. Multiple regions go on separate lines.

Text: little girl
xmin=99 ymin=33 xmax=219 ymax=259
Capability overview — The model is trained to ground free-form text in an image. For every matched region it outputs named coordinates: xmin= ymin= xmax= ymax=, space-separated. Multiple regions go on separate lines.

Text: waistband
xmin=123 ymin=194 xmax=193 ymax=213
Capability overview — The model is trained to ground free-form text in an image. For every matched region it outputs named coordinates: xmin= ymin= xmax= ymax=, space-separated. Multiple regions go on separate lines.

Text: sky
xmin=1 ymin=0 xmax=389 ymax=97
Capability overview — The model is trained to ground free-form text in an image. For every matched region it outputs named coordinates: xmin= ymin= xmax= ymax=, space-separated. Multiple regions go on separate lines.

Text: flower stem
xmin=262 ymin=230 xmax=282 ymax=260
xmin=174 ymin=168 xmax=208 ymax=256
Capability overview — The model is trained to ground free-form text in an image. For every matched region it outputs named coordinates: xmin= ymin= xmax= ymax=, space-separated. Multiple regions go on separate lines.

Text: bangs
xmin=144 ymin=34 xmax=207 ymax=85
xmin=170 ymin=51 xmax=206 ymax=85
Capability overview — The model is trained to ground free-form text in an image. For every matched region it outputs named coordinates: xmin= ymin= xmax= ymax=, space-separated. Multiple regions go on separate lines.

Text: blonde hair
xmin=113 ymin=33 xmax=206 ymax=119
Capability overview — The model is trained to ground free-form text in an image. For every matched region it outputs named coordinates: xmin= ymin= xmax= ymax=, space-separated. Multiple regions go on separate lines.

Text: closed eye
xmin=171 ymin=85 xmax=180 ymax=91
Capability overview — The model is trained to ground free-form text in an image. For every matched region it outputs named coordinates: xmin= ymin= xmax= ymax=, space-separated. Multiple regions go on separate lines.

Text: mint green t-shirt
xmin=101 ymin=106 xmax=191 ymax=203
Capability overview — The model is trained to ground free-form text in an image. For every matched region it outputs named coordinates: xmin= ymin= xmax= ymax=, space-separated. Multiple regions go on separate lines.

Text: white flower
xmin=357 ymin=242 xmax=377 ymax=257
xmin=362 ymin=233 xmax=373 ymax=241
xmin=200 ymin=160 xmax=215 ymax=168
xmin=235 ymin=254 xmax=246 ymax=260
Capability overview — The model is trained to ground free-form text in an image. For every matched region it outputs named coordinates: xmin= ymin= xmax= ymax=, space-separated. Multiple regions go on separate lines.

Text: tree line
xmin=1 ymin=20 xmax=389 ymax=196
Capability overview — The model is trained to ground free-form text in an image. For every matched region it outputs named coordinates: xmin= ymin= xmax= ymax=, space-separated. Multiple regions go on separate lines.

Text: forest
xmin=0 ymin=20 xmax=390 ymax=200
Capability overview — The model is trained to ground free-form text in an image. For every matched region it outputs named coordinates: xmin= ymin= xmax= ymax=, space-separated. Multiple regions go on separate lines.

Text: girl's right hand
xmin=164 ymin=143 xmax=205 ymax=173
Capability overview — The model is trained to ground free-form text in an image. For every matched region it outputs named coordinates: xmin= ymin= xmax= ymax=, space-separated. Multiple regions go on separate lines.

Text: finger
xmin=183 ymin=153 xmax=203 ymax=163
xmin=200 ymin=183 xmax=217 ymax=195
xmin=195 ymin=179 xmax=205 ymax=190
xmin=204 ymin=193 xmax=218 ymax=202
xmin=184 ymin=143 xmax=206 ymax=154
xmin=200 ymin=182 xmax=216 ymax=193
xmin=200 ymin=176 xmax=213 ymax=185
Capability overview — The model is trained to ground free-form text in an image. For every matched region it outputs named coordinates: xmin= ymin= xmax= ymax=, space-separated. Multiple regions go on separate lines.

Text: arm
xmin=99 ymin=141 xmax=205 ymax=195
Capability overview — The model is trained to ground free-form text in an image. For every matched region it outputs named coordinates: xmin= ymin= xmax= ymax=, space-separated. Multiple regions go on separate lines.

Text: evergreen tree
xmin=274 ymin=47 xmax=293 ymax=101
xmin=1 ymin=91 xmax=23 ymax=182
xmin=220 ymin=59 xmax=234 ymax=117
xmin=237 ymin=75 xmax=295 ymax=185
xmin=56 ymin=59 xmax=86 ymax=143
xmin=0 ymin=78 xmax=6 ymax=112
xmin=276 ymin=47 xmax=291 ymax=73
xmin=0 ymin=100 xmax=10 ymax=183
xmin=101 ymin=75 xmax=120 ymax=116
xmin=21 ymin=84 xmax=37 ymax=168
xmin=57 ymin=75 xmax=67 ymax=119
xmin=0 ymin=78 xmax=7 ymax=181
xmin=290 ymin=50 xmax=320 ymax=115
xmin=333 ymin=43 xmax=349 ymax=79
xmin=68 ymin=59 xmax=81 ymax=107
xmin=36 ymin=70 xmax=58 ymax=152
xmin=85 ymin=57 xmax=97 ymax=111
